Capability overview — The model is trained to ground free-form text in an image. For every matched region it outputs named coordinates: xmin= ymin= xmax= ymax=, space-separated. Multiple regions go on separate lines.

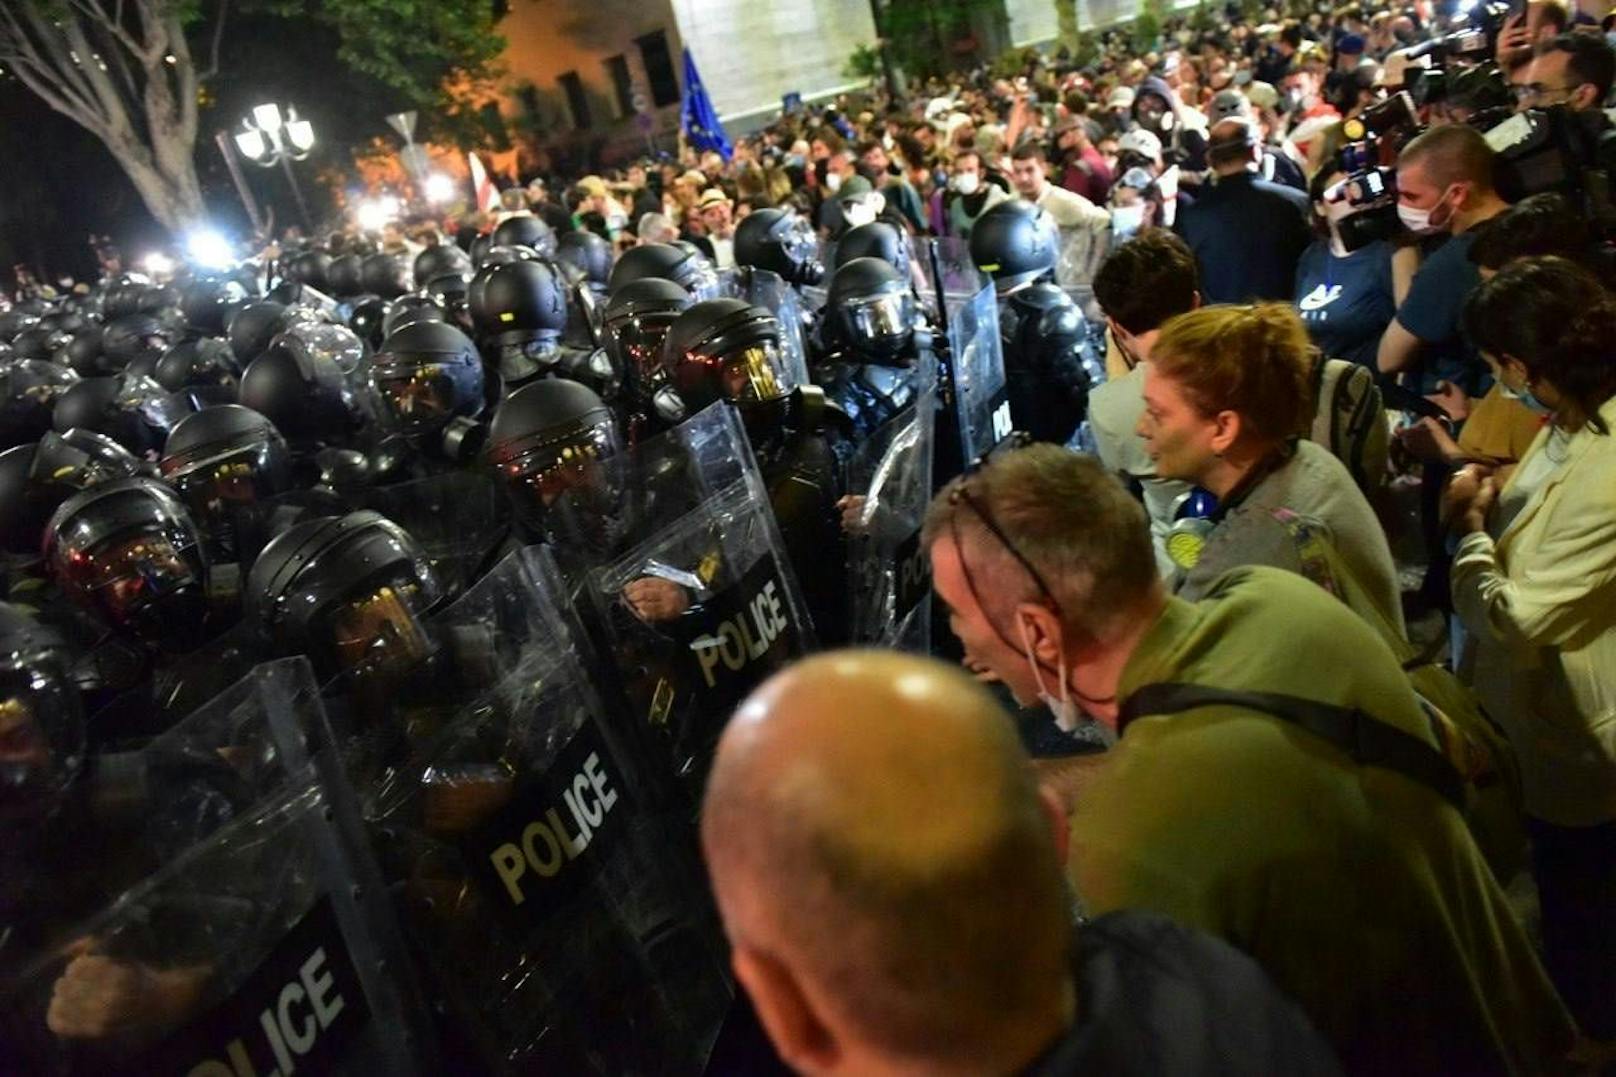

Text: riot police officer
xmin=491 ymin=214 xmax=557 ymax=258
xmin=813 ymin=257 xmax=927 ymax=443
xmin=602 ymin=278 xmax=690 ymax=442
xmin=662 ymin=298 xmax=849 ymax=643
xmin=468 ymin=258 xmax=614 ymax=395
xmin=365 ymin=319 xmax=489 ymax=469
xmin=554 ymin=229 xmax=613 ymax=291
xmin=159 ymin=404 xmax=294 ymax=566
xmin=969 ymin=200 xmax=1097 ymax=445
xmin=485 ymin=377 xmax=625 ymax=544
xmin=238 ymin=322 xmax=368 ymax=460
xmin=733 ymin=208 xmax=824 ymax=287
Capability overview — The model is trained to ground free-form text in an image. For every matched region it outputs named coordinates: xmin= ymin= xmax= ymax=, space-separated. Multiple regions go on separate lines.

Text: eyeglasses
xmin=945 ymin=433 xmax=1060 ymax=630
xmin=1511 ymin=82 xmax=1577 ymax=102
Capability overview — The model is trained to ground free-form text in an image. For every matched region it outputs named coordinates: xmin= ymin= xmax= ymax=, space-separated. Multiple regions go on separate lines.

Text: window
xmin=559 ymin=71 xmax=591 ymax=130
xmin=605 ymin=54 xmax=635 ymax=118
xmin=481 ymin=101 xmax=510 ymax=149
xmin=636 ymin=29 xmax=679 ymax=108
xmin=517 ymin=84 xmax=542 ymax=118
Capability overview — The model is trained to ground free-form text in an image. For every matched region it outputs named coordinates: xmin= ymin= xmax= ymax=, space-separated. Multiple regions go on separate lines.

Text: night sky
xmin=0 ymin=13 xmax=416 ymax=291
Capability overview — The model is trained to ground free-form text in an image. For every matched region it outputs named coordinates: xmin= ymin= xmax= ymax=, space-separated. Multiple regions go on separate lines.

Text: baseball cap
xmin=1210 ymin=89 xmax=1252 ymax=121
xmin=576 ymin=175 xmax=608 ymax=199
xmin=1246 ymin=80 xmax=1281 ymax=110
xmin=1116 ymin=128 xmax=1163 ymax=161
xmin=1107 ymin=86 xmax=1136 ymax=110
xmin=1337 ymin=33 xmax=1366 ymax=56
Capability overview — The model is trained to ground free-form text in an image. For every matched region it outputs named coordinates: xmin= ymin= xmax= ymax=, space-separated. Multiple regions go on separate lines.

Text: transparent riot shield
xmin=354 ymin=548 xmax=732 ymax=1073
xmin=0 ymin=658 xmax=432 ymax=1076
xmin=947 ymin=282 xmax=1011 ymax=465
xmin=549 ymin=401 xmax=814 ymax=808
xmin=721 ymin=267 xmax=811 ymax=392
xmin=917 ymin=235 xmax=985 ymax=323
xmin=846 ymin=351 xmax=936 ymax=650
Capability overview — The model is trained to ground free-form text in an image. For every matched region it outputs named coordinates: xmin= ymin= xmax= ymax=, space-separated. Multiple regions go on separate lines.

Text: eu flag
xmin=680 ymin=47 xmax=733 ymax=162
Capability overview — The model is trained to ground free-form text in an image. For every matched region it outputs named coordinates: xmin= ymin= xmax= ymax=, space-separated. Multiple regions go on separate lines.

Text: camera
xmin=1486 ymin=106 xmax=1616 ymax=234
xmin=1405 ymin=1 xmax=1513 ymax=67
xmin=1324 ymin=95 xmax=1421 ymax=252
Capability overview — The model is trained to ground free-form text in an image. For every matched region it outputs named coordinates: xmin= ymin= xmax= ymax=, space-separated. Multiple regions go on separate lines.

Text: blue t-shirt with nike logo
xmin=1293 ymin=238 xmax=1396 ymax=371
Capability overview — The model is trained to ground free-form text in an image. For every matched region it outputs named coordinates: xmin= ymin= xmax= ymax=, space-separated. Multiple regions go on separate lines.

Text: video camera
xmin=1404 ymin=1 xmax=1513 ymax=68
xmin=1487 ymin=106 xmax=1616 ymax=235
xmin=1323 ymin=93 xmax=1421 ymax=252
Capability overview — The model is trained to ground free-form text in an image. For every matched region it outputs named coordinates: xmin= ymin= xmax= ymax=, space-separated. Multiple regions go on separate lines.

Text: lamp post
xmin=235 ymin=103 xmax=316 ymax=232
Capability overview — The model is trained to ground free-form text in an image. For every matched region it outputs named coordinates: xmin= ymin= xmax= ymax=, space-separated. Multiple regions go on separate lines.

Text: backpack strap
xmin=1118 ymin=682 xmax=1468 ymax=812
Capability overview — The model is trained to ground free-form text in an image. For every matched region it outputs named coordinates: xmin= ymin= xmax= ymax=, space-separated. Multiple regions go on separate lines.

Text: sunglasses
xmin=945 ymin=433 xmax=1060 ymax=636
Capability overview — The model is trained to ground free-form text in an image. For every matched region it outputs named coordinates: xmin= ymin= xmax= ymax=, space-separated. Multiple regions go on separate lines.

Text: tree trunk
xmin=1055 ymin=0 xmax=1081 ymax=47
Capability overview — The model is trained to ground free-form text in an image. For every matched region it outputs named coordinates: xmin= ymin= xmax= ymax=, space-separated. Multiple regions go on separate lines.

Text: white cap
xmin=1116 ymin=128 xmax=1163 ymax=160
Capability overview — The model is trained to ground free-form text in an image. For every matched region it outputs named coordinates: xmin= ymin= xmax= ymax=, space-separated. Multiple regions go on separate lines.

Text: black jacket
xmin=1175 ymin=171 xmax=1313 ymax=304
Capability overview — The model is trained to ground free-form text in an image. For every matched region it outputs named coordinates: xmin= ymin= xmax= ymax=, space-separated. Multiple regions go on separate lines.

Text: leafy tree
xmin=0 ymin=0 xmax=504 ymax=235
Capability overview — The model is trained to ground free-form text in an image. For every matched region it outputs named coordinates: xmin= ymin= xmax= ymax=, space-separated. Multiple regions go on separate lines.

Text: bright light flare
xmin=355 ymin=194 xmax=401 ymax=232
xmin=141 ymin=251 xmax=175 ymax=277
xmin=186 ymin=229 xmax=234 ymax=270
xmin=423 ymin=173 xmax=456 ymax=205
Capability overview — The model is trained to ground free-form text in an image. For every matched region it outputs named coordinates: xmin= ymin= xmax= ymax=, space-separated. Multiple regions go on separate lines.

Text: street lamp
xmin=236 ymin=102 xmax=315 ymax=232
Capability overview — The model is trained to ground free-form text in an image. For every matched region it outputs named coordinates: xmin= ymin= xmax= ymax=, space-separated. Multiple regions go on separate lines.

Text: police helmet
xmin=246 ymin=510 xmax=442 ymax=681
xmin=969 ymin=199 xmax=1060 ymax=291
xmin=226 ymin=301 xmax=291 ymax=364
xmin=348 ymin=297 xmax=391 ymax=351
xmin=44 ymin=476 xmax=211 ymax=650
xmin=361 ymin=253 xmax=412 ymax=299
xmin=367 ymin=321 xmax=484 ymax=437
xmin=492 ymin=215 xmax=558 ymax=258
xmin=381 ymin=294 xmax=447 ymax=340
xmin=825 ymin=257 xmax=916 ymax=363
xmin=662 ymin=298 xmax=796 ymax=419
xmin=734 ymin=208 xmax=824 ymax=285
xmin=554 ymin=230 xmax=614 ymax=288
xmin=832 ymin=220 xmax=913 ymax=281
xmin=603 ymin=278 xmax=690 ymax=416
xmin=239 ymin=327 xmax=364 ymax=450
xmin=486 ymin=378 xmax=622 ymax=531
xmin=328 ymin=253 xmax=366 ymax=298
xmin=101 ymin=313 xmax=171 ymax=366
xmin=3 ymin=361 xmax=78 ymax=450
xmin=286 ymin=250 xmax=334 ymax=293
xmin=607 ymin=242 xmax=719 ymax=301
xmin=413 ymin=244 xmax=474 ymax=291
xmin=159 ymin=404 xmax=292 ymax=548
xmin=50 ymin=375 xmax=180 ymax=457
xmin=152 ymin=338 xmax=244 ymax=395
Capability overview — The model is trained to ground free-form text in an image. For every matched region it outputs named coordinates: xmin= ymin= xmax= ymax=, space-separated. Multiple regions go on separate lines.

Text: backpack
xmin=1309 ymin=351 xmax=1389 ymax=495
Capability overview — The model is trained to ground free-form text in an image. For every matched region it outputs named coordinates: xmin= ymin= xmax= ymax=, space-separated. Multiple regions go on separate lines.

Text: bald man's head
xmin=703 ymin=650 xmax=1072 ymax=1069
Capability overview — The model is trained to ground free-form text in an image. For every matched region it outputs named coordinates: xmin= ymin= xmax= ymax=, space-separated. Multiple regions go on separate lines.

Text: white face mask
xmin=953 ymin=171 xmax=981 ymax=195
xmin=824 ymin=171 xmax=843 ymax=193
xmin=1396 ymin=200 xmax=1436 ymax=235
xmin=1018 ymin=615 xmax=1082 ymax=733
xmin=1111 ymin=202 xmax=1146 ymax=236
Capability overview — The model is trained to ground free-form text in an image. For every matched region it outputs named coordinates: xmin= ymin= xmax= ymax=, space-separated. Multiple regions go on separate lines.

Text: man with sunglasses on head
xmin=920 ymin=444 xmax=1577 ymax=1075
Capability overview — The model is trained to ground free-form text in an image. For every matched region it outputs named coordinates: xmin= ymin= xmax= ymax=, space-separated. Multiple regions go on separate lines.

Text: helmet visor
xmin=54 ymin=524 xmax=207 ymax=638
xmin=607 ymin=311 xmax=680 ymax=398
xmin=842 ymin=292 xmax=915 ymax=348
xmin=371 ymin=362 xmax=472 ymax=433
xmin=311 ymin=570 xmax=434 ymax=682
xmin=163 ymin=442 xmax=288 ymax=522
xmin=497 ymin=420 xmax=623 ymax=527
xmin=722 ymin=340 xmax=792 ymax=405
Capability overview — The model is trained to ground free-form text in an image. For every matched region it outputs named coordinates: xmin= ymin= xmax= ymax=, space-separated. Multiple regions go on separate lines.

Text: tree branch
xmin=0 ymin=2 xmax=108 ymax=126
xmin=65 ymin=0 xmax=147 ymax=62
xmin=198 ymin=0 xmax=227 ymax=81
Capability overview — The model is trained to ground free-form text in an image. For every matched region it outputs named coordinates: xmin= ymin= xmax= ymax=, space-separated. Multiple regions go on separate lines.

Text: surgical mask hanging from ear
xmin=1018 ymin=614 xmax=1082 ymax=733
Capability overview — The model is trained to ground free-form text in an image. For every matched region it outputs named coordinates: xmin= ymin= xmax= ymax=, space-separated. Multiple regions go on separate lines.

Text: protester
xmin=703 ymin=650 xmax=1342 ymax=1075
xmin=1174 ymin=117 xmax=1312 ymax=303
xmin=1090 ymin=229 xmax=1198 ymax=575
xmin=922 ymin=444 xmax=1576 ymax=1073
xmin=1139 ymin=303 xmax=1404 ymax=633
xmin=1452 ymin=256 xmax=1616 ymax=1041
xmin=1009 ymin=142 xmax=1111 ymax=289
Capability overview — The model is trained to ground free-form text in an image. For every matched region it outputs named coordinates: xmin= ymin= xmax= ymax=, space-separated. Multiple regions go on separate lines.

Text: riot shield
xmin=918 ymin=235 xmax=985 ymax=323
xmin=0 ymin=658 xmax=432 ymax=1076
xmin=550 ymin=401 xmax=814 ymax=807
xmin=946 ymin=282 xmax=1011 ymax=465
xmin=354 ymin=549 xmax=732 ymax=1073
xmin=846 ymin=351 xmax=936 ymax=650
xmin=720 ymin=267 xmax=811 ymax=392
